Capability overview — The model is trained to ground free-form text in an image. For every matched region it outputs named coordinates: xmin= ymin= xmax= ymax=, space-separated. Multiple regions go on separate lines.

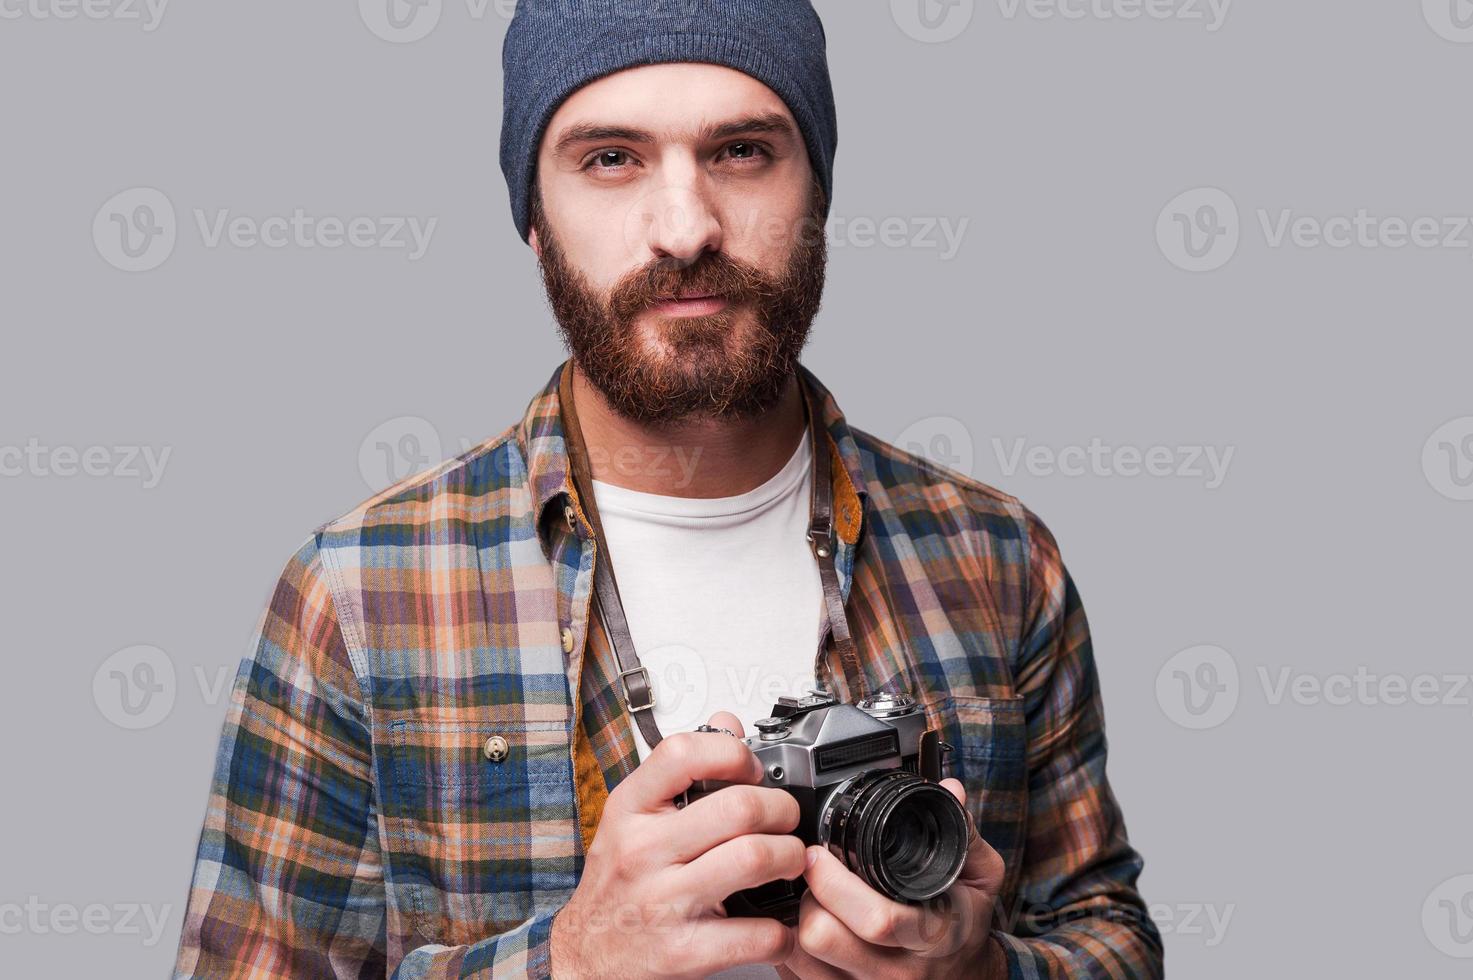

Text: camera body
xmin=679 ymin=690 xmax=969 ymax=925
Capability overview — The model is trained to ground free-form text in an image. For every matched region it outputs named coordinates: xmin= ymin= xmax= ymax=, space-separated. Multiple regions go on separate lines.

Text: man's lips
xmin=650 ymin=293 xmax=731 ymax=316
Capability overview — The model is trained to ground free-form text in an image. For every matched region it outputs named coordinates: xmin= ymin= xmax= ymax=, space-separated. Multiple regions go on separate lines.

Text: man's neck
xmin=568 ymin=363 xmax=808 ymax=498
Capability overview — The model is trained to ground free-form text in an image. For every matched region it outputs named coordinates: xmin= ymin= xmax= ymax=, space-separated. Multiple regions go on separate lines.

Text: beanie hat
xmin=500 ymin=0 xmax=838 ymax=243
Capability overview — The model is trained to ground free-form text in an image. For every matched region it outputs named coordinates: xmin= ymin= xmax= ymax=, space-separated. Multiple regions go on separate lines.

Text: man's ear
xmin=528 ymin=225 xmax=542 ymax=259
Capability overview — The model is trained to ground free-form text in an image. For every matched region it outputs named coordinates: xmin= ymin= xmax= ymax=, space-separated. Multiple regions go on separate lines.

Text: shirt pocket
xmin=380 ymin=717 xmax=581 ymax=948
xmin=924 ymin=694 xmax=1029 ymax=903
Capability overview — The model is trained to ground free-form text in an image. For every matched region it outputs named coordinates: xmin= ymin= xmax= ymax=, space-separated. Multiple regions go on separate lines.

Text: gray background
xmin=2 ymin=0 xmax=1471 ymax=975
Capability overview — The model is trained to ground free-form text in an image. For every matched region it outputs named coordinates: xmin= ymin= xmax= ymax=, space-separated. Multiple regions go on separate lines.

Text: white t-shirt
xmin=591 ymin=430 xmax=822 ymax=979
xmin=589 ymin=425 xmax=824 ymax=762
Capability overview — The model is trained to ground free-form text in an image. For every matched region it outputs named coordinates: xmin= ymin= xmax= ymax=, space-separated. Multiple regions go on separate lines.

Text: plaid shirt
xmin=174 ymin=361 xmax=1162 ymax=979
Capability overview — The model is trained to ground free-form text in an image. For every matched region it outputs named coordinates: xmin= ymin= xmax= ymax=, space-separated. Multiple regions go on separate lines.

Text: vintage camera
xmin=679 ymin=690 xmax=970 ymax=925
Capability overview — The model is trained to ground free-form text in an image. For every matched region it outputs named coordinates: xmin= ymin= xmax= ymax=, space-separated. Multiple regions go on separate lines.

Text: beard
xmin=531 ymin=183 xmax=828 ymax=426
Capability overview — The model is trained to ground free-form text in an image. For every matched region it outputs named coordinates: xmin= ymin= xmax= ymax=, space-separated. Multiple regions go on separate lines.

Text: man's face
xmin=530 ymin=62 xmax=828 ymax=426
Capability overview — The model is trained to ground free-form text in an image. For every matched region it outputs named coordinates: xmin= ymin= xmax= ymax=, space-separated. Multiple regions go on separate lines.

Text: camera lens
xmin=820 ymin=770 xmax=969 ymax=902
xmin=880 ymin=800 xmax=938 ymax=882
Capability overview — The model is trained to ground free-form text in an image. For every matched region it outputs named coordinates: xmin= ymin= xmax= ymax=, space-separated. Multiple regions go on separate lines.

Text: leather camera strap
xmin=558 ymin=361 xmax=863 ymax=750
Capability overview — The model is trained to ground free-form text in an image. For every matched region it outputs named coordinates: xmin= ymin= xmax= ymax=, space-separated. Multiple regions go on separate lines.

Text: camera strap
xmin=558 ymin=360 xmax=863 ymax=750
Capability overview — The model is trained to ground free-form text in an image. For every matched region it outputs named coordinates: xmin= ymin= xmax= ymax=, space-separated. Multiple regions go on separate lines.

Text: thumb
xmin=942 ymin=778 xmax=1005 ymax=893
xmin=706 ymin=710 xmax=746 ymax=738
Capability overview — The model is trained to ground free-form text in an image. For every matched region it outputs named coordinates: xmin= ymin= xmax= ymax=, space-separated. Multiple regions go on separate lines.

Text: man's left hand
xmin=779 ymin=779 xmax=1007 ymax=980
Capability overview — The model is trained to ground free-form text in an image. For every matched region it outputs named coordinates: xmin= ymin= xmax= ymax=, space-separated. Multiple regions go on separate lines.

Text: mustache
xmin=608 ymin=250 xmax=780 ymax=321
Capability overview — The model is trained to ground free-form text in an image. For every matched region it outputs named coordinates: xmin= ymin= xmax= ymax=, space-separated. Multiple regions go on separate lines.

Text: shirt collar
xmin=518 ymin=360 xmax=870 ymax=557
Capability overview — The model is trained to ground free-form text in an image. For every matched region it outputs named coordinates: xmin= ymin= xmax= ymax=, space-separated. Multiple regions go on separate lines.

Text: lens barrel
xmin=819 ymin=769 xmax=970 ymax=902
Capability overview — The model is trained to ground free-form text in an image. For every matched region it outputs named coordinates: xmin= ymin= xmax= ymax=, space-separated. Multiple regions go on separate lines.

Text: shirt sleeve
xmin=991 ymin=509 xmax=1165 ymax=979
xmin=172 ymin=534 xmax=559 ymax=978
xmin=388 ymin=917 xmax=558 ymax=979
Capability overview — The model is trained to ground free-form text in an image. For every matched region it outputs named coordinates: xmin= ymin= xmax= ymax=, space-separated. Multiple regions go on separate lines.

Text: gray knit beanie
xmin=500 ymin=0 xmax=838 ymax=243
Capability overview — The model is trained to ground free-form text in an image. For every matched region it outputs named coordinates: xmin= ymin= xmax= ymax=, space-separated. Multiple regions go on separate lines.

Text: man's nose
xmin=632 ymin=179 xmax=723 ymax=268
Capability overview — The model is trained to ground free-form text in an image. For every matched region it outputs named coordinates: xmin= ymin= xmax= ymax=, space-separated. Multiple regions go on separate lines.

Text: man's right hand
xmin=550 ymin=711 xmax=805 ymax=978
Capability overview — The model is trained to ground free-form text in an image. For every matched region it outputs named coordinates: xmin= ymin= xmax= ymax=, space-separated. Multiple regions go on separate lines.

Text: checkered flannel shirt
xmin=173 ymin=360 xmax=1162 ymax=978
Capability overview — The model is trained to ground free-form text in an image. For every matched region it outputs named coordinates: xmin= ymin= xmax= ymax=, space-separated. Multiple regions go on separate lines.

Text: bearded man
xmin=173 ymin=3 xmax=1162 ymax=978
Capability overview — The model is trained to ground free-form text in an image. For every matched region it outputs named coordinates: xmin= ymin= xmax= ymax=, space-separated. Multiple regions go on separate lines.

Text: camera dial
xmin=856 ymin=691 xmax=918 ymax=718
xmin=753 ymin=717 xmax=791 ymax=741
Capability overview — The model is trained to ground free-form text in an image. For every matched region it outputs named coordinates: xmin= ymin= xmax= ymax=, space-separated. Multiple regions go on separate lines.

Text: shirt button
xmin=560 ymin=627 xmax=575 ymax=653
xmin=483 ymin=735 xmax=509 ymax=763
xmin=564 ymin=502 xmax=579 ymax=534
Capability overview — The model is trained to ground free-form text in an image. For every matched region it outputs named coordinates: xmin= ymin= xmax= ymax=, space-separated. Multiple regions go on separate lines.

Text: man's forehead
xmin=542 ymin=62 xmax=797 ymax=152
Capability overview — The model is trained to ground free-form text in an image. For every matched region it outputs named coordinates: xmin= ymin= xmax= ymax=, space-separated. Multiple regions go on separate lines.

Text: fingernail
xmin=805 ymin=847 xmax=821 ymax=869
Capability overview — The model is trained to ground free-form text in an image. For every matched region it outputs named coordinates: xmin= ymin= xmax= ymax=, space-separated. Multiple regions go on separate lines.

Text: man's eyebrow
xmin=551 ymin=112 xmax=798 ymax=158
xmin=704 ymin=112 xmax=797 ymax=143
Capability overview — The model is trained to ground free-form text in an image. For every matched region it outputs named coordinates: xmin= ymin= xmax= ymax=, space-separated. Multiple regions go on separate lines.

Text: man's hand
xmin=780 ymin=779 xmax=1008 ymax=980
xmin=551 ymin=712 xmax=804 ymax=979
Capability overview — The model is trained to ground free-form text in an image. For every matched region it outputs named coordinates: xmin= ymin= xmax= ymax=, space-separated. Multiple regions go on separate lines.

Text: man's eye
xmin=586 ymin=150 xmax=632 ymax=170
xmin=724 ymin=142 xmax=769 ymax=162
